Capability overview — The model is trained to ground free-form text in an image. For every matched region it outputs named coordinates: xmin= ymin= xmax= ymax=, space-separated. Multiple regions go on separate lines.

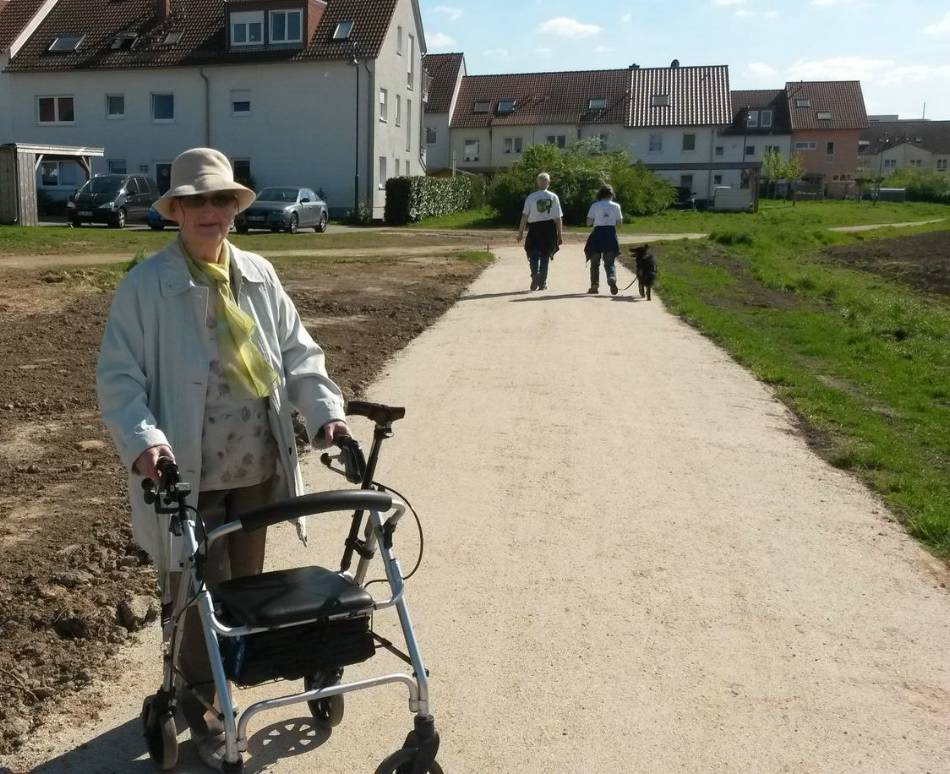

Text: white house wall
xmin=424 ymin=112 xmax=451 ymax=170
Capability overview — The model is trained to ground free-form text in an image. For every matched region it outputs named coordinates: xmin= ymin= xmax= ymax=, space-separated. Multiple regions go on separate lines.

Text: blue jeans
xmin=588 ymin=252 xmax=617 ymax=286
xmin=528 ymin=252 xmax=550 ymax=285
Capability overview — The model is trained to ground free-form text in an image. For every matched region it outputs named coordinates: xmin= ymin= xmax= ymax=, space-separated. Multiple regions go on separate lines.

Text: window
xmin=761 ymin=110 xmax=773 ymax=128
xmin=406 ymin=99 xmax=412 ymax=151
xmin=473 ymin=100 xmax=490 ymax=113
xmin=514 ymin=137 xmax=523 ymax=153
xmin=715 ymin=145 xmax=724 ymax=156
xmin=426 ymin=127 xmax=437 ymax=144
xmin=269 ymin=10 xmax=303 ymax=44
xmin=394 ymin=159 xmax=400 ymax=177
xmin=910 ymin=159 xmax=922 ymax=167
xmin=397 ymin=25 xmax=403 ymax=55
xmin=39 ymin=161 xmax=79 ymax=188
xmin=682 ymin=133 xmax=696 ymax=151
xmin=598 ymin=133 xmax=608 ymax=149
xmin=231 ymin=89 xmax=251 ymax=115
xmin=713 ymin=174 xmax=723 ymax=185
xmin=108 ymin=159 xmax=127 ymax=174
xmin=333 ymin=21 xmax=354 ymax=40
xmin=378 ymin=156 xmax=387 ymax=188
xmin=826 ymin=141 xmax=835 ymax=155
xmin=231 ymin=11 xmax=263 ymax=46
xmin=395 ymin=94 xmax=401 ymax=126
xmin=746 ymin=110 xmax=759 ymax=129
xmin=163 ymin=30 xmax=184 ymax=45
xmin=233 ymin=159 xmax=251 ymax=186
xmin=884 ymin=159 xmax=896 ymax=170
xmin=151 ymin=93 xmax=174 ymax=122
xmin=680 ymin=174 xmax=693 ymax=189
xmin=588 ymin=97 xmax=607 ymax=110
xmin=651 ymin=94 xmax=670 ymax=107
xmin=817 ymin=111 xmax=832 ymax=121
xmin=765 ymin=144 xmax=781 ymax=154
xmin=464 ymin=139 xmax=479 ymax=162
xmin=504 ymin=137 xmax=513 ymax=154
xmin=938 ymin=159 xmax=948 ymax=172
xmin=48 ymin=35 xmax=83 ymax=53
xmin=37 ymin=96 xmax=74 ymax=124
xmin=497 ymin=99 xmax=515 ymax=115
xmin=546 ymin=135 xmax=566 ymax=148
xmin=649 ymin=133 xmax=663 ymax=152
xmin=379 ymin=88 xmax=388 ymax=122
xmin=795 ymin=98 xmax=811 ymax=108
xmin=407 ymin=34 xmax=414 ymax=89
xmin=111 ymin=32 xmax=138 ymax=51
xmin=794 ymin=141 xmax=817 ymax=151
xmin=745 ymin=145 xmax=755 ymax=156
xmin=106 ymin=94 xmax=125 ymax=119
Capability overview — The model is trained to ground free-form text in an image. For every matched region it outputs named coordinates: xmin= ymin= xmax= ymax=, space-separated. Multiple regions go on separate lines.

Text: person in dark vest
xmin=632 ymin=244 xmax=658 ymax=300
xmin=516 ymin=172 xmax=563 ymax=291
xmin=584 ymin=185 xmax=623 ymax=294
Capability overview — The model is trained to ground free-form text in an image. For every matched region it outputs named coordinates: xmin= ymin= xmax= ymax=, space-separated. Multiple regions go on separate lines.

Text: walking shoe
xmin=587 ymin=286 xmax=599 ymax=294
xmin=530 ymin=273 xmax=539 ymax=291
xmin=538 ymin=282 xmax=547 ymax=290
xmin=608 ymin=281 xmax=618 ymax=295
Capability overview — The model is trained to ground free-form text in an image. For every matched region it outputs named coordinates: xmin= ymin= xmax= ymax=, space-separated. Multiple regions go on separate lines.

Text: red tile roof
xmin=0 ymin=0 xmax=47 ymax=52
xmin=424 ymin=52 xmax=463 ymax=114
xmin=450 ymin=69 xmax=631 ymax=129
xmin=628 ymin=65 xmax=732 ymax=127
xmin=785 ymin=81 xmax=868 ymax=131
xmin=6 ymin=0 xmax=398 ymax=72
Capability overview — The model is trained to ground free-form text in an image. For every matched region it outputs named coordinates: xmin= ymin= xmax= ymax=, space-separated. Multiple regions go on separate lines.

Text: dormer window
xmin=48 ymin=35 xmax=84 ymax=53
xmin=588 ymin=97 xmax=607 ymax=110
xmin=651 ymin=94 xmax=670 ymax=107
xmin=817 ymin=111 xmax=832 ymax=120
xmin=110 ymin=33 xmax=138 ymax=51
xmin=473 ymin=100 xmax=491 ymax=113
xmin=270 ymin=9 xmax=303 ymax=44
xmin=163 ymin=30 xmax=184 ymax=45
xmin=746 ymin=110 xmax=759 ymax=128
xmin=760 ymin=109 xmax=773 ymax=128
xmin=497 ymin=99 xmax=515 ymax=115
xmin=231 ymin=11 xmax=264 ymax=47
xmin=333 ymin=20 xmax=354 ymax=40
xmin=795 ymin=98 xmax=811 ymax=108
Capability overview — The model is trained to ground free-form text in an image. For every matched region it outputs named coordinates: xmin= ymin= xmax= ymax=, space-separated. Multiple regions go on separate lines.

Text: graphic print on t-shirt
xmin=537 ymin=198 xmax=553 ymax=214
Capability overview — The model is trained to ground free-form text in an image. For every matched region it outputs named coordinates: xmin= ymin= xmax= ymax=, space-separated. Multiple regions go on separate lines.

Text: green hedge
xmin=385 ymin=174 xmax=486 ymax=225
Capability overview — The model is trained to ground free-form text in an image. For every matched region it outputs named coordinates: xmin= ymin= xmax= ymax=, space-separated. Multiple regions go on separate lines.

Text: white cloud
xmin=787 ymin=56 xmax=950 ymax=86
xmin=535 ymin=46 xmax=553 ymax=55
xmin=748 ymin=62 xmax=778 ymax=78
xmin=736 ymin=9 xmax=754 ymax=17
xmin=432 ymin=5 xmax=462 ymax=22
xmin=923 ymin=11 xmax=950 ymax=38
xmin=427 ymin=32 xmax=457 ymax=51
xmin=765 ymin=10 xmax=779 ymax=18
xmin=594 ymin=45 xmax=615 ymax=53
xmin=621 ymin=12 xmax=633 ymax=23
xmin=713 ymin=0 xmax=745 ymax=6
xmin=483 ymin=48 xmax=509 ymax=58
xmin=537 ymin=17 xmax=602 ymax=38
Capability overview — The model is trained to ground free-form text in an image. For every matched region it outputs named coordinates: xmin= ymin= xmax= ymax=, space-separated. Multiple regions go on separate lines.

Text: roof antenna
xmin=670 ymin=59 xmax=680 ymax=68
xmin=922 ymin=101 xmax=926 ymax=119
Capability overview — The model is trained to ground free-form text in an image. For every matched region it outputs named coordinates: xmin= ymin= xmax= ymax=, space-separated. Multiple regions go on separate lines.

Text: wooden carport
xmin=0 ymin=143 xmax=104 ymax=226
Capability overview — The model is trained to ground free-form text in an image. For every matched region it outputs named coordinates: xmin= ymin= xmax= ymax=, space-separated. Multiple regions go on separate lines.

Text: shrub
xmin=384 ymin=174 xmax=485 ymax=225
xmin=883 ymin=168 xmax=950 ymax=203
xmin=709 ymin=230 xmax=754 ymax=246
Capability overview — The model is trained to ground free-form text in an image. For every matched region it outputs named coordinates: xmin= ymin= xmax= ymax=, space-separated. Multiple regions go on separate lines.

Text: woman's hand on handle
xmin=134 ymin=444 xmax=175 ymax=481
xmin=321 ymin=420 xmax=350 ymax=446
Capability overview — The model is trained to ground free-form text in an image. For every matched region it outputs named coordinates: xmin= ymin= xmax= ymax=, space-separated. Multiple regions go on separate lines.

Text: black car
xmin=67 ymin=174 xmax=159 ymax=228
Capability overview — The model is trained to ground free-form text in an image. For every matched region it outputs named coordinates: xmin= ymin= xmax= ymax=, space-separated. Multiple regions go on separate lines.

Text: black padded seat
xmin=213 ymin=566 xmax=373 ymax=628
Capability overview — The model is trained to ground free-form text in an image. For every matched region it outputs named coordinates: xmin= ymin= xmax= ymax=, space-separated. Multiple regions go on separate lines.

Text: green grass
xmin=411 ymin=200 xmax=950 ymax=234
xmin=636 ymin=224 xmax=950 ymax=557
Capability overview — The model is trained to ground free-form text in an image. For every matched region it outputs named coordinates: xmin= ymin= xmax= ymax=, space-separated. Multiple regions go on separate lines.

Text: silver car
xmin=236 ymin=186 xmax=329 ymax=233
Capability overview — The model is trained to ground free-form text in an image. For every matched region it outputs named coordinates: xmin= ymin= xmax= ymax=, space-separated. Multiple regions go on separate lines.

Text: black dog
xmin=631 ymin=244 xmax=658 ymax=300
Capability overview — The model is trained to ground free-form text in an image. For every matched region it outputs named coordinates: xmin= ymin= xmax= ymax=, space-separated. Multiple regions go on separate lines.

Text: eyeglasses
xmin=178 ymin=193 xmax=238 ymax=210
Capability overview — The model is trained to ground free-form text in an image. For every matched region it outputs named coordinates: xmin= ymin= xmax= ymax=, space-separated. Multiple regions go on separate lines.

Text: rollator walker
xmin=139 ymin=401 xmax=442 ymax=772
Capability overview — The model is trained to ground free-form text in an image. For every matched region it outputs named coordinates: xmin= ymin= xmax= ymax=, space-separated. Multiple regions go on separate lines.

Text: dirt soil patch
xmin=821 ymin=229 xmax=950 ymax=296
xmin=0 ymin=252 xmax=488 ymax=757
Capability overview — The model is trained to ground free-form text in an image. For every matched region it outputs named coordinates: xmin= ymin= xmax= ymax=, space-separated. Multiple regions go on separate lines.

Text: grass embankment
xmin=634 ymin=222 xmax=950 ymax=556
xmin=412 ymin=200 xmax=949 ymax=234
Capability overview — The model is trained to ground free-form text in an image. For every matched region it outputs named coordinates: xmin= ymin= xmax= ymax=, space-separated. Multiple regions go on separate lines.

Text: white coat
xmin=96 ymin=239 xmax=346 ymax=571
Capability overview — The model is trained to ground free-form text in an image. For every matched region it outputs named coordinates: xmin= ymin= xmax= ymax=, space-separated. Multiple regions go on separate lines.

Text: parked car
xmin=147 ymin=205 xmax=177 ymax=231
xmin=67 ymin=174 xmax=159 ymax=228
xmin=235 ymin=187 xmax=329 ymax=233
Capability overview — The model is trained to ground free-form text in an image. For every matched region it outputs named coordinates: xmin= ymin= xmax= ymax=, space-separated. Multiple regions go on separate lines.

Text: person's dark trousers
xmin=588 ymin=252 xmax=617 ymax=287
xmin=528 ymin=251 xmax=550 ymax=287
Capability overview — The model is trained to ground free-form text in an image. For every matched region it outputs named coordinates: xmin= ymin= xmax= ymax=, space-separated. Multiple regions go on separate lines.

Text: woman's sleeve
xmin=587 ymin=203 xmax=596 ymax=220
xmin=272 ymin=273 xmax=346 ymax=445
xmin=96 ymin=277 xmax=168 ymax=470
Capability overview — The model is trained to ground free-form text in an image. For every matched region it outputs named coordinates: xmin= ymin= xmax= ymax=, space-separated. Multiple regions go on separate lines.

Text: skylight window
xmin=48 ymin=35 xmax=84 ymax=53
xmin=473 ymin=100 xmax=491 ymax=113
xmin=795 ymin=98 xmax=811 ymax=108
xmin=497 ymin=99 xmax=515 ymax=114
xmin=333 ymin=20 xmax=354 ymax=40
xmin=588 ymin=97 xmax=607 ymax=110
xmin=163 ymin=30 xmax=184 ymax=45
xmin=817 ymin=111 xmax=832 ymax=120
xmin=651 ymin=94 xmax=670 ymax=107
xmin=110 ymin=33 xmax=138 ymax=51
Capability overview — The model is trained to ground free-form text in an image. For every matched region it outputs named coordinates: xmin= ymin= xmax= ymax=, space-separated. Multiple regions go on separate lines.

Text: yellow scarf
xmin=182 ymin=239 xmax=279 ymax=400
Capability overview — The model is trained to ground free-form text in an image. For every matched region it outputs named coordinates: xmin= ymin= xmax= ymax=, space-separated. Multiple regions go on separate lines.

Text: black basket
xmin=220 ymin=615 xmax=375 ymax=686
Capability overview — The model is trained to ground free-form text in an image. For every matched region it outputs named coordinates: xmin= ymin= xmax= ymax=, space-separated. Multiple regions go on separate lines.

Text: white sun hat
xmin=153 ymin=147 xmax=256 ymax=219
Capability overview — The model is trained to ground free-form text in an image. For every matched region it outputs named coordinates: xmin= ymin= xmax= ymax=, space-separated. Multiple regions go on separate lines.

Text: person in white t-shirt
xmin=583 ymin=185 xmax=623 ymax=295
xmin=516 ymin=172 xmax=563 ymax=291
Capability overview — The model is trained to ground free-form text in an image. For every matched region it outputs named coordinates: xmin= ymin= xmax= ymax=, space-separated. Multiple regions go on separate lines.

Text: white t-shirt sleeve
xmin=551 ymin=194 xmax=563 ymax=219
xmin=613 ymin=202 xmax=623 ymax=224
xmin=587 ymin=202 xmax=596 ymax=220
xmin=522 ymin=194 xmax=532 ymax=216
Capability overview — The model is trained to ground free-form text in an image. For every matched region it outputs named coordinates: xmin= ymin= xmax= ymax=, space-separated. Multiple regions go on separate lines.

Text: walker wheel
xmin=305 ymin=672 xmax=344 ymax=729
xmin=375 ymin=747 xmax=444 ymax=774
xmin=141 ymin=694 xmax=178 ymax=770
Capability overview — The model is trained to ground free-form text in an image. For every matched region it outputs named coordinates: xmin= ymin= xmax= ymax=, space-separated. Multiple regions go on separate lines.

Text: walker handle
xmin=238 ymin=490 xmax=393 ymax=532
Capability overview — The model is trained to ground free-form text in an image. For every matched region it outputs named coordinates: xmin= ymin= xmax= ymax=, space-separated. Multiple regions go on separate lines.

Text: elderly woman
xmin=96 ymin=147 xmax=348 ymax=768
xmin=516 ymin=172 xmax=563 ymax=291
xmin=584 ymin=185 xmax=623 ymax=295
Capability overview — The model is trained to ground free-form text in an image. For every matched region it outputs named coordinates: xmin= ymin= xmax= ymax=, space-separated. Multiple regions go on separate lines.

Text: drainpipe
xmin=199 ymin=68 xmax=211 ymax=146
xmin=364 ymin=60 xmax=374 ymax=217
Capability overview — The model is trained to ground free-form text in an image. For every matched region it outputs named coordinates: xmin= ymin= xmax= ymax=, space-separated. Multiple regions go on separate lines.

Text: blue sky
xmin=419 ymin=1 xmax=950 ymax=119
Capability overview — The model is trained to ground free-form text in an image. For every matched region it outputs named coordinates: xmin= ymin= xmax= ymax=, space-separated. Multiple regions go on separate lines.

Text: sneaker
xmin=530 ymin=274 xmax=539 ymax=291
xmin=587 ymin=286 xmax=599 ymax=294
xmin=608 ymin=281 xmax=618 ymax=295
xmin=538 ymin=283 xmax=547 ymax=290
